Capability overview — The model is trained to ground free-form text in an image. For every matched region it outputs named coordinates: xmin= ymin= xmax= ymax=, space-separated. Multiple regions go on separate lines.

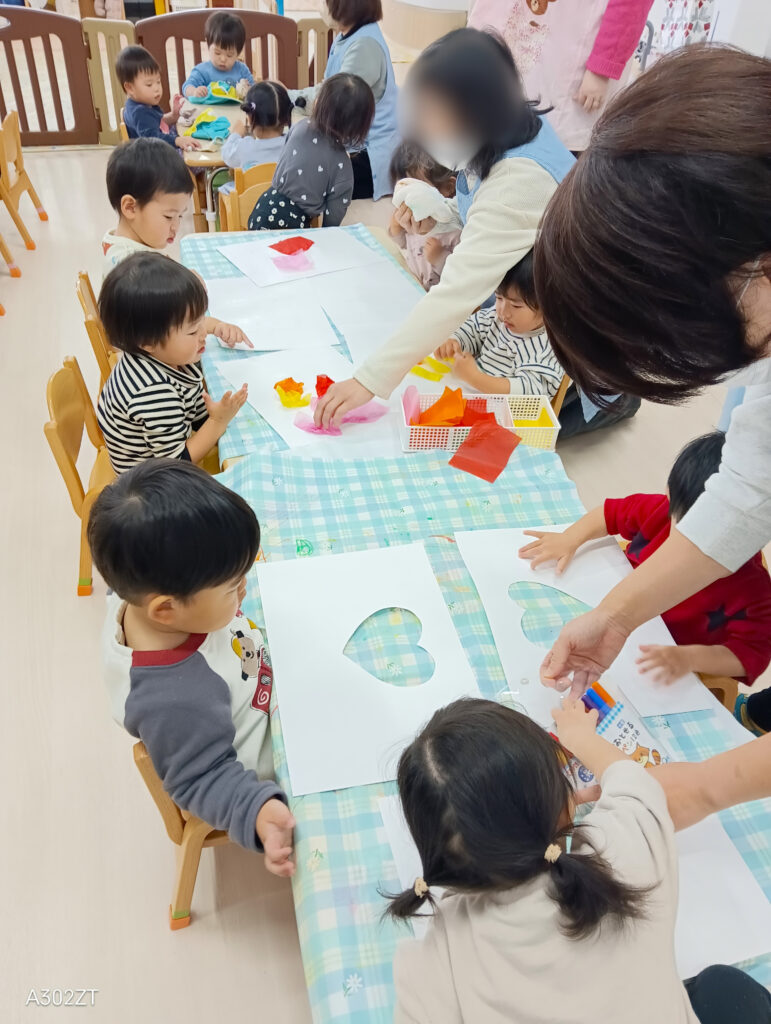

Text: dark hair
xmin=88 ymin=460 xmax=260 ymax=603
xmin=385 ymin=699 xmax=648 ymax=939
xmin=534 ymin=45 xmax=771 ymax=407
xmin=106 ymin=138 xmax=193 ymax=212
xmin=241 ymin=80 xmax=292 ymax=133
xmin=407 ymin=29 xmax=546 ymax=180
xmin=667 ymin=430 xmax=725 ymax=521
xmin=326 ymin=0 xmax=382 ymax=31
xmin=205 ymin=11 xmax=246 ymax=52
xmin=115 ymin=45 xmax=160 ymax=88
xmin=498 ymin=250 xmax=538 ymax=310
xmin=99 ymin=253 xmax=208 ymax=354
xmin=311 ymin=73 xmax=374 ymax=149
xmin=388 ymin=140 xmax=456 ymax=192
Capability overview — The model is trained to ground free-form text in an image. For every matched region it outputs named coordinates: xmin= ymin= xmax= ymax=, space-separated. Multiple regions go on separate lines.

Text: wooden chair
xmin=0 ymin=111 xmax=47 ymax=251
xmin=76 ymin=271 xmax=116 ymax=390
xmin=0 ymin=228 xmax=21 ymax=277
xmin=119 ymin=120 xmax=129 ymax=143
xmin=43 ymin=357 xmax=115 ymax=596
xmin=220 ymin=162 xmax=277 ymax=231
xmin=133 ymin=741 xmax=229 ymax=930
xmin=699 ymin=674 xmax=739 ymax=711
xmin=551 ymin=374 xmax=571 ymax=417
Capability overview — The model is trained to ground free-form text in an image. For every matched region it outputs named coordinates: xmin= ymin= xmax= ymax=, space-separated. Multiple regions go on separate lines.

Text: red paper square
xmin=449 ymin=422 xmax=521 ymax=482
xmin=269 ymin=236 xmax=314 ymax=256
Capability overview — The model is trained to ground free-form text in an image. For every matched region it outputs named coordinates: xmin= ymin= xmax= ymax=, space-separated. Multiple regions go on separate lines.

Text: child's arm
xmin=322 ymin=170 xmax=353 ymax=228
xmin=388 ymin=210 xmax=407 ymax=246
xmin=451 ymin=353 xmax=510 ymax=392
xmin=636 ymin=643 xmax=745 ymax=685
xmin=182 ymin=65 xmax=209 ymax=99
xmin=186 ymin=386 xmax=248 ymax=464
xmin=204 ymin=315 xmax=252 ymax=349
xmin=519 ymin=506 xmax=609 ymax=575
xmin=162 ymin=94 xmax=185 ymax=127
xmin=553 ymin=698 xmax=629 ymax=779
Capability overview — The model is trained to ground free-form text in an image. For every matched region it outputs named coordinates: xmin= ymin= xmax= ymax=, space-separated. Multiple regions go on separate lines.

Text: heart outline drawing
xmin=508 ymin=581 xmax=593 ymax=648
xmin=343 ymin=607 xmax=435 ymax=687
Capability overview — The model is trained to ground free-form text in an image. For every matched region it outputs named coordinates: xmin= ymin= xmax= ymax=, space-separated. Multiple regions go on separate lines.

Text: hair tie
xmin=413 ymin=877 xmax=429 ymax=899
xmin=544 ymin=843 xmax=562 ymax=864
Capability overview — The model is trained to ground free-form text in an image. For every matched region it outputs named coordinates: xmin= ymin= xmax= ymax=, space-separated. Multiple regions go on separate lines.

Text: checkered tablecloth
xmin=218 ymin=446 xmax=771 ymax=1023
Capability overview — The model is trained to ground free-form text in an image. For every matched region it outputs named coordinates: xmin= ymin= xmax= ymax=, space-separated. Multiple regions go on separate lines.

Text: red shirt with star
xmin=604 ymin=493 xmax=771 ymax=684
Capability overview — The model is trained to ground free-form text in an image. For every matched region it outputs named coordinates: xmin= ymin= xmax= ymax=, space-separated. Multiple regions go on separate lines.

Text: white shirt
xmin=101 ymin=230 xmax=154 ymax=278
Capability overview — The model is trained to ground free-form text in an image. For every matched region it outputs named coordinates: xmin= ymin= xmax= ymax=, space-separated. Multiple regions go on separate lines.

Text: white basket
xmin=400 ymin=392 xmax=560 ymax=453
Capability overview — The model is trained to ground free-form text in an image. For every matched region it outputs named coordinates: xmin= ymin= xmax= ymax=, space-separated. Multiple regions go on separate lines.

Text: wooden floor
xmin=0 ymin=147 xmax=765 ymax=1024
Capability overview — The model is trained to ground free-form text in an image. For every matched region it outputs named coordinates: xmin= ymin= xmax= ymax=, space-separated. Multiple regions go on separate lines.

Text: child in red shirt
xmin=519 ymin=431 xmax=771 ymax=696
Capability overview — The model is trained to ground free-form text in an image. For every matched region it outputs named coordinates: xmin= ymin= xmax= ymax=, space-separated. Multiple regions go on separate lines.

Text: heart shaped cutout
xmin=508 ymin=581 xmax=593 ymax=648
xmin=343 ymin=607 xmax=435 ymax=687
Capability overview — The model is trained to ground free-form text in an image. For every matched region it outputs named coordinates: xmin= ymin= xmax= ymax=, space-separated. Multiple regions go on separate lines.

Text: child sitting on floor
xmin=388 ymin=141 xmax=462 ymax=290
xmin=97 ymin=254 xmax=248 ymax=474
xmin=221 ymin=81 xmax=291 ymax=171
xmin=102 ymin=139 xmax=247 ymax=347
xmin=89 ymin=460 xmax=295 ymax=912
xmin=389 ymin=697 xmax=771 ymax=1023
xmin=182 ymin=12 xmax=254 ymax=99
xmin=434 ymin=252 xmax=563 ymax=396
xmin=247 ymin=74 xmax=374 ymax=231
xmin=116 ymin=46 xmax=197 ymax=152
xmin=520 ymin=430 xmax=771 ymax=686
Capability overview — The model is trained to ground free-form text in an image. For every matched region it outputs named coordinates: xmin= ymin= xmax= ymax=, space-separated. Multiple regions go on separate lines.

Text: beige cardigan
xmin=355 ymin=157 xmax=561 ymax=399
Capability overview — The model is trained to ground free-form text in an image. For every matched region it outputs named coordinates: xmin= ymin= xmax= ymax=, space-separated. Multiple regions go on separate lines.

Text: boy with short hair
xmin=115 ymin=45 xmax=198 ymax=152
xmin=183 ymin=12 xmax=254 ymax=99
xmin=89 ymin=460 xmax=294 ymax=901
xmin=520 ymin=430 xmax=771 ymax=687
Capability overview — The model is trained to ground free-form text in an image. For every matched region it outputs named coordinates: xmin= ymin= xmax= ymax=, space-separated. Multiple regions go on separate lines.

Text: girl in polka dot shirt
xmin=248 ymin=73 xmax=375 ymax=230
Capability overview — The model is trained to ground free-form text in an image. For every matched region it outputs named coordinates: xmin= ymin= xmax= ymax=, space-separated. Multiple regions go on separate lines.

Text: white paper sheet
xmin=205 ymin=276 xmax=339 ymax=351
xmin=380 ymin=797 xmax=771 ymax=978
xmin=256 ymin=543 xmax=480 ymax=795
xmin=217 ymin=228 xmax=388 ymax=288
xmin=455 ymin=527 xmax=714 ymax=723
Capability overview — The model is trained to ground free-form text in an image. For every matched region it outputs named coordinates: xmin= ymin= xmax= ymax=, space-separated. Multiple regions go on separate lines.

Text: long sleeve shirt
xmin=182 ymin=59 xmax=254 ymax=95
xmin=221 ymin=131 xmax=286 ymax=170
xmin=123 ymin=98 xmax=176 ymax=146
xmin=271 ymin=118 xmax=353 ymax=226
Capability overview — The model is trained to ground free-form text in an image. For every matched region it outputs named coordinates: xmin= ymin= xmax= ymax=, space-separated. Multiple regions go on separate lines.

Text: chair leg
xmin=169 ymin=818 xmax=211 ymax=930
xmin=0 ymin=187 xmax=36 ymax=250
xmin=78 ymin=513 xmax=93 ymax=596
xmin=0 ymin=231 xmax=20 ymax=277
xmin=24 ymin=178 xmax=48 ymax=221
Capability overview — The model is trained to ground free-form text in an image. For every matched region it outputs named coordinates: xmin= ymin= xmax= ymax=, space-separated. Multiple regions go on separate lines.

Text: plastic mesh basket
xmin=399 ymin=393 xmax=560 ymax=453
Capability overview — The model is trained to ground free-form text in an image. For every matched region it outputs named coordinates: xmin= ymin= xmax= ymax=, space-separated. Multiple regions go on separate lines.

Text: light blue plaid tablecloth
xmin=217 ymin=446 xmax=771 ymax=1023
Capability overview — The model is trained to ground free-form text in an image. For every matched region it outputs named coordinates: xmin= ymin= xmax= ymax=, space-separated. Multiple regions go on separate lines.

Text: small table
xmin=183 ymin=102 xmax=245 ymax=232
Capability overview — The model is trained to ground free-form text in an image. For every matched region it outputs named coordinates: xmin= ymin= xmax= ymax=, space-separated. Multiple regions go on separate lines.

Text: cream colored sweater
xmin=394 ymin=762 xmax=698 ymax=1024
xmin=355 ymin=157 xmax=561 ymax=399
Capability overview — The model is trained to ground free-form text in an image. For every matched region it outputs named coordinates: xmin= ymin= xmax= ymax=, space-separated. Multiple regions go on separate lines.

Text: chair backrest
xmin=296 ymin=17 xmax=333 ymax=89
xmin=551 ymin=374 xmax=572 ymax=417
xmin=44 ymin=356 xmax=104 ymax=516
xmin=76 ymin=271 xmax=115 ymax=388
xmin=118 ymin=111 xmax=129 ymax=143
xmin=222 ymin=162 xmax=277 ymax=231
xmin=133 ymin=741 xmax=185 ymax=845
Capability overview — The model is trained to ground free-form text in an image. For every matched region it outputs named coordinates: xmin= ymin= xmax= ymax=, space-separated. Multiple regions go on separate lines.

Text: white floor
xmin=0 ymin=147 xmax=766 ymax=1024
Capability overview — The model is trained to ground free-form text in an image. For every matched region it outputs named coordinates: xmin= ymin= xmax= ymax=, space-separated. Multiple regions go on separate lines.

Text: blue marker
xmin=582 ymin=689 xmax=610 ymax=722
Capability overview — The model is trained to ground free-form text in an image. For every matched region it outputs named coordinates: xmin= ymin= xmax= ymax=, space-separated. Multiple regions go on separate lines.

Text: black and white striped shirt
xmin=452 ymin=308 xmax=563 ymax=397
xmin=97 ymin=351 xmax=206 ymax=474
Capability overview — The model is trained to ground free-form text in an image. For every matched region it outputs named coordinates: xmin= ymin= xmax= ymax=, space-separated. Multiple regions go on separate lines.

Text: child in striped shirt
xmin=97 ymin=253 xmax=247 ymax=474
xmin=435 ymin=252 xmax=563 ymax=397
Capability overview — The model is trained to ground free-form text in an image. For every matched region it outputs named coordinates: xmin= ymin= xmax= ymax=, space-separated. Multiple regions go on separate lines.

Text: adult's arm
xmin=586 ymin=0 xmax=655 ymax=80
xmin=355 ymin=159 xmax=560 ymax=399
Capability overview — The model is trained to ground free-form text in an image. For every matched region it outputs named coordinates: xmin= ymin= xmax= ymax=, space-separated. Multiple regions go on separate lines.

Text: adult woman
xmin=315 ymin=28 xmax=576 ymax=427
xmin=528 ymin=45 xmax=771 ymax=695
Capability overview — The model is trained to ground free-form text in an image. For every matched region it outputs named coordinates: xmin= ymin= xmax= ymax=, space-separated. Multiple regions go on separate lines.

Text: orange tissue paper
xmin=449 ymin=422 xmax=521 ymax=482
xmin=418 ymin=386 xmax=466 ymax=427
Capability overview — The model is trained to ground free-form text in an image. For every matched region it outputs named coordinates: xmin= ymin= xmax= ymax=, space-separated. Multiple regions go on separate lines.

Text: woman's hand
xmin=519 ymin=530 xmax=579 ymax=574
xmin=636 ymin=644 xmax=691 ymax=685
xmin=314 ymin=378 xmax=374 ymax=428
xmin=434 ymin=338 xmax=460 ymax=361
xmin=540 ymin=606 xmax=630 ymax=697
xmin=575 ymin=69 xmax=610 ymax=113
xmin=394 ymin=202 xmax=436 ymax=236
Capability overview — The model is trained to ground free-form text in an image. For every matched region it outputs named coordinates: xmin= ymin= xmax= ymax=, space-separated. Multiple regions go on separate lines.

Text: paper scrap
xmin=449 ymin=421 xmax=520 ymax=482
xmin=269 ymin=235 xmax=314 ymax=256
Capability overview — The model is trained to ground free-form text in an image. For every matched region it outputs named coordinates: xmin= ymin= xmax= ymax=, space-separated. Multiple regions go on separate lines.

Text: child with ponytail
xmin=388 ymin=697 xmax=771 ymax=1023
xmin=221 ymin=80 xmax=291 ymax=171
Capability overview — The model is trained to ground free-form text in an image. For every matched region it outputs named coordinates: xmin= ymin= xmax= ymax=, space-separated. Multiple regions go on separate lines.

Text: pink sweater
xmin=587 ymin=0 xmax=654 ymax=79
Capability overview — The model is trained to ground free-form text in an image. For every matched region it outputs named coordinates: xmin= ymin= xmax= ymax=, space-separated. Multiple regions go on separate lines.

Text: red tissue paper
xmin=316 ymin=374 xmax=335 ymax=397
xmin=449 ymin=422 xmax=521 ymax=482
xmin=269 ymin=236 xmax=314 ymax=256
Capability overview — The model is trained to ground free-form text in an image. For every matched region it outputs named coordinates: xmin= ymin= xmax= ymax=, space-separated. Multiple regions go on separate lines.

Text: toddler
xmin=103 ymin=139 xmax=247 ymax=347
xmin=182 ymin=12 xmax=254 ymax=99
xmin=389 ymin=697 xmax=771 ymax=1023
xmin=115 ymin=46 xmax=197 ymax=152
xmin=520 ymin=431 xmax=771 ymax=686
xmin=435 ymin=252 xmax=563 ymax=396
xmin=221 ymin=80 xmax=291 ymax=171
xmin=97 ymin=253 xmax=248 ymax=474
xmin=388 ymin=141 xmax=461 ymax=290
xmin=89 ymin=460 xmax=294 ymax=913
xmin=248 ymin=73 xmax=374 ymax=231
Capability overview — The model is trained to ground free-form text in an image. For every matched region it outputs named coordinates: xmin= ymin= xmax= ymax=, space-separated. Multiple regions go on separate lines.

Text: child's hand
xmin=237 ymin=78 xmax=250 ymax=99
xmin=203 ymin=385 xmax=248 ymax=425
xmin=423 ymin=236 xmax=445 ymax=266
xmin=189 ymin=85 xmax=208 ymax=99
xmin=553 ymin=697 xmax=598 ymax=752
xmin=636 ymin=644 xmax=691 ymax=685
xmin=211 ymin=319 xmax=253 ymax=348
xmin=434 ymin=338 xmax=460 ymax=361
xmin=451 ymin=351 xmax=482 ymax=387
xmin=519 ymin=530 xmax=579 ymax=574
xmin=175 ymin=136 xmax=200 ymax=152
xmin=394 ymin=202 xmax=436 ymax=236
xmin=171 ymin=93 xmax=185 ymax=115
xmin=256 ymin=798 xmax=296 ymax=878
xmin=575 ymin=68 xmax=609 ymax=113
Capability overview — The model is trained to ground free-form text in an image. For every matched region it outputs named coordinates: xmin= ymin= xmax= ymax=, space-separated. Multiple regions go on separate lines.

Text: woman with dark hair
xmin=529 ymin=45 xmax=771 ymax=698
xmin=315 ymin=28 xmax=576 ymax=427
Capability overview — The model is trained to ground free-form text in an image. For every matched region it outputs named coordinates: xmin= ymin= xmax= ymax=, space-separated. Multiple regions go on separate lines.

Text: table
xmin=181 ymin=231 xmax=771 ymax=1024
xmin=183 ymin=103 xmax=244 ymax=232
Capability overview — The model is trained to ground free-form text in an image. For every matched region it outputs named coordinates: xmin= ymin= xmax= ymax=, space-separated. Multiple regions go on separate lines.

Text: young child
xmin=182 ymin=12 xmax=254 ymax=99
xmin=388 ymin=141 xmax=462 ymax=290
xmin=103 ymin=140 xmax=247 ymax=348
xmin=89 ymin=460 xmax=295 ymax=888
xmin=97 ymin=254 xmax=248 ymax=474
xmin=116 ymin=46 xmax=197 ymax=152
xmin=434 ymin=252 xmax=564 ymax=396
xmin=221 ymin=80 xmax=290 ymax=171
xmin=247 ymin=73 xmax=374 ymax=231
xmin=520 ymin=431 xmax=771 ymax=686
xmin=389 ymin=697 xmax=771 ymax=1023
